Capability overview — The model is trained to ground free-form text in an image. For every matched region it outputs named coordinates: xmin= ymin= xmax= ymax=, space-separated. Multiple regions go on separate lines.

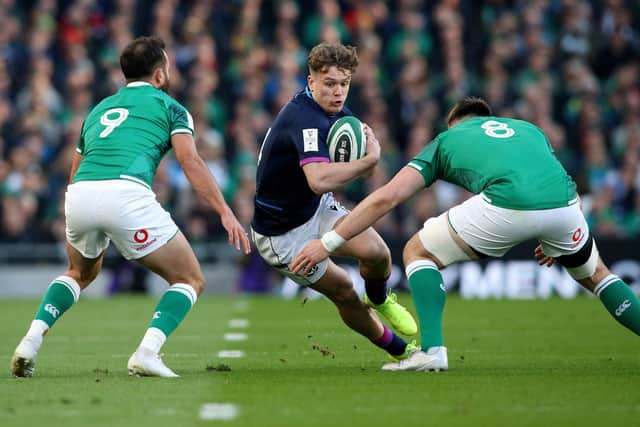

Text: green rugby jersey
xmin=408 ymin=117 xmax=577 ymax=210
xmin=73 ymin=82 xmax=194 ymax=189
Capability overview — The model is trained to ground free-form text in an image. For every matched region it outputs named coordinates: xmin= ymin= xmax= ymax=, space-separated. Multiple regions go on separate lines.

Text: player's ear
xmin=307 ymin=74 xmax=314 ymax=91
xmin=152 ymin=66 xmax=165 ymax=86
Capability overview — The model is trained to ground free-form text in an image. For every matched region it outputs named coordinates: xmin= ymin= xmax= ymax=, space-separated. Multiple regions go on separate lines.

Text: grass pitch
xmin=0 ymin=294 xmax=638 ymax=427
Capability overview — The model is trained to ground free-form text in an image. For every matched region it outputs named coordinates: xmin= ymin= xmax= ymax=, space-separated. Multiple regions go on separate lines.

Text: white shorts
xmin=446 ymin=194 xmax=589 ymax=258
xmin=65 ymin=180 xmax=179 ymax=260
xmin=251 ymin=193 xmax=348 ymax=286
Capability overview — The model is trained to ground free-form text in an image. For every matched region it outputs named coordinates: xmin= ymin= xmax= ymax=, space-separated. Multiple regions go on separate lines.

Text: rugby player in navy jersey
xmin=251 ymin=42 xmax=417 ymax=361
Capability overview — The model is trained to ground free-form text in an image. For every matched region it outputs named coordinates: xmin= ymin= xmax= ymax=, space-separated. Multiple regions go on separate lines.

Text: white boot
xmin=382 ymin=346 xmax=448 ymax=372
xmin=127 ymin=348 xmax=179 ymax=378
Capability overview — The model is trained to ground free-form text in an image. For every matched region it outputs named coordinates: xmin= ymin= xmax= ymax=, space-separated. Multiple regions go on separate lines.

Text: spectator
xmin=1 ymin=0 xmax=640 ymax=255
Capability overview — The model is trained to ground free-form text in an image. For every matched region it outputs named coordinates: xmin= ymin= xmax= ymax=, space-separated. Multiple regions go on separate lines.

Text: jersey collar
xmin=126 ymin=81 xmax=152 ymax=87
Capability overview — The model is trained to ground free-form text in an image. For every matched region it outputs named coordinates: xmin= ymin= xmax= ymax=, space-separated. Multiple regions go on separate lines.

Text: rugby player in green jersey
xmin=292 ymin=97 xmax=640 ymax=371
xmin=11 ymin=36 xmax=251 ymax=378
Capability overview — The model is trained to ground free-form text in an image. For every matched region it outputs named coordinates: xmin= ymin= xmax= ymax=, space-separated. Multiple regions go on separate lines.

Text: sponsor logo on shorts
xmin=615 ymin=299 xmax=631 ymax=317
xmin=134 ymin=229 xmax=149 ymax=243
xmin=134 ymin=237 xmax=157 ymax=251
xmin=304 ymin=264 xmax=319 ymax=277
xmin=571 ymin=228 xmax=584 ymax=248
xmin=572 ymin=228 xmax=583 ymax=241
xmin=286 ymin=264 xmax=319 ymax=277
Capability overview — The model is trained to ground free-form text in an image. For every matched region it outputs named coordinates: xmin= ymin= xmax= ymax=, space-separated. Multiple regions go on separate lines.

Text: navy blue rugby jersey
xmin=252 ymin=88 xmax=350 ymax=236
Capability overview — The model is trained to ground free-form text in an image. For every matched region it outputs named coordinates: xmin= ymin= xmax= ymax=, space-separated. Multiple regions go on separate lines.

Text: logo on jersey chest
xmin=302 ymin=128 xmax=319 ymax=152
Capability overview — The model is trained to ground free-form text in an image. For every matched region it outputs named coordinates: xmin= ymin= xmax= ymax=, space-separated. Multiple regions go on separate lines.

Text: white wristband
xmin=321 ymin=230 xmax=346 ymax=252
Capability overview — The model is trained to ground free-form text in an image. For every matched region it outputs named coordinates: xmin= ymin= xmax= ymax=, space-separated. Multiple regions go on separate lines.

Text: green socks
xmin=406 ymin=260 xmax=446 ymax=349
xmin=27 ymin=278 xmax=197 ymax=356
xmin=34 ymin=276 xmax=81 ymax=329
xmin=594 ymin=275 xmax=640 ymax=336
xmin=140 ymin=283 xmax=198 ymax=353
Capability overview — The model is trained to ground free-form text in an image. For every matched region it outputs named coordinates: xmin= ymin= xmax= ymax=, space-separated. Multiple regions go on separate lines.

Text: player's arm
xmin=171 ymin=133 xmax=251 ymax=254
xmin=302 ymin=125 xmax=380 ymax=194
xmin=291 ymin=166 xmax=425 ymax=274
xmin=70 ymin=120 xmax=86 ymax=184
xmin=68 ymin=151 xmax=83 ymax=184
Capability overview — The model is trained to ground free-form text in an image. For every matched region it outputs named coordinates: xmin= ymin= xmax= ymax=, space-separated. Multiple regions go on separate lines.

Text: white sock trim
xmin=594 ymin=274 xmax=619 ymax=297
xmin=405 ymin=260 xmax=439 ymax=278
xmin=53 ymin=275 xmax=81 ymax=303
xmin=139 ymin=327 xmax=167 ymax=354
xmin=167 ymin=283 xmax=198 ymax=306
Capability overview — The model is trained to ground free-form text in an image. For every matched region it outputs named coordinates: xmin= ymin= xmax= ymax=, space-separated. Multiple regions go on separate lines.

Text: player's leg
xmin=383 ymin=214 xmax=476 ymax=371
xmin=385 ymin=197 xmax=505 ymax=372
xmin=252 ymin=223 xmax=415 ymax=360
xmin=309 ymin=262 xmax=414 ymax=359
xmin=334 ymin=226 xmax=417 ymax=335
xmin=336 ymin=225 xmax=390 ymax=304
xmin=12 ymin=178 xmax=109 ymax=378
xmin=553 ymin=236 xmax=640 ymax=336
xmin=534 ymin=201 xmax=640 ymax=337
xmin=127 ymin=231 xmax=204 ymax=377
xmin=325 ymin=196 xmax=417 ymax=335
xmin=11 ymin=243 xmax=104 ymax=377
xmin=101 ymin=181 xmax=201 ymax=377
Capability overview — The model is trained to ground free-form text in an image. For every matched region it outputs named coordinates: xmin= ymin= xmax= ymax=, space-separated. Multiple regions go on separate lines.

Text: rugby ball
xmin=326 ymin=116 xmax=367 ymax=162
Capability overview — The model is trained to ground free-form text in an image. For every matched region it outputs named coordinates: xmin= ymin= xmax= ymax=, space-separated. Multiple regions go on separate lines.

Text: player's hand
xmin=362 ymin=124 xmax=381 ymax=163
xmin=220 ymin=210 xmax=251 ymax=255
xmin=291 ymin=239 xmax=329 ymax=275
xmin=534 ymin=243 xmax=554 ymax=267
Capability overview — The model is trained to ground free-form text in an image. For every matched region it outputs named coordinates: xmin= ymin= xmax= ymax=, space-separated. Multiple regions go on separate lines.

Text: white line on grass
xmin=223 ymin=332 xmax=248 ymax=341
xmin=199 ymin=403 xmax=239 ymax=421
xmin=217 ymin=350 xmax=245 ymax=358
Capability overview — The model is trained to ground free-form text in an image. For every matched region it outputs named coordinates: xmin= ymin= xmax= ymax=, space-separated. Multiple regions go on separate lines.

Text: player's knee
xmin=402 ymin=239 xmax=418 ymax=264
xmin=403 ymin=234 xmax=440 ymax=268
xmin=66 ymin=268 xmax=98 ymax=288
xmin=360 ymin=237 xmax=390 ymax=266
xmin=170 ymin=270 xmax=205 ymax=295
xmin=578 ymin=260 xmax=611 ymax=292
xmin=189 ymin=272 xmax=206 ymax=295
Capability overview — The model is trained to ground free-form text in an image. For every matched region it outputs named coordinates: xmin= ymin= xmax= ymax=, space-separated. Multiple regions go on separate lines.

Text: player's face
xmin=308 ymin=66 xmax=351 ymax=114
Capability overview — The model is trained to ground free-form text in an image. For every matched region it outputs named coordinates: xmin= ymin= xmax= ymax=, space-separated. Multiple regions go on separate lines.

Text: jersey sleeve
xmin=167 ymin=100 xmax=195 ymax=136
xmin=407 ymin=137 xmax=441 ymax=187
xmin=76 ymin=119 xmax=86 ymax=154
xmin=292 ymin=116 xmax=330 ymax=167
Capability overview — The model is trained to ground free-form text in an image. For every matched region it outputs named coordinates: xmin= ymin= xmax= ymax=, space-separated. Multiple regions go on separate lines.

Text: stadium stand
xmin=0 ymin=0 xmax=638 ymax=266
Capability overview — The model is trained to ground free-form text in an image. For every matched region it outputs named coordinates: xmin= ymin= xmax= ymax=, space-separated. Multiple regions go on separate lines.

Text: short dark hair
xmin=447 ymin=97 xmax=493 ymax=126
xmin=308 ymin=42 xmax=359 ymax=73
xmin=120 ymin=36 xmax=166 ymax=80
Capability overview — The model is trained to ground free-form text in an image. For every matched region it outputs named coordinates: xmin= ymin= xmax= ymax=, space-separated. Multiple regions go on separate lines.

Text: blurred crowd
xmin=1 ymin=0 xmax=639 ymax=249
